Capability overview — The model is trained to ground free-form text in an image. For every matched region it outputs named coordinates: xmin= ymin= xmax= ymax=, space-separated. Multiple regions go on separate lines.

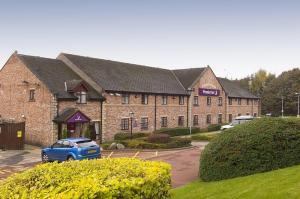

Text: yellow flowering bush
xmin=0 ymin=158 xmax=171 ymax=199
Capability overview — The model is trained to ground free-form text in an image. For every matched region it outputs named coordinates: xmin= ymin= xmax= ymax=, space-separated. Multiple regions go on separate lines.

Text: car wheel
xmin=67 ymin=156 xmax=75 ymax=161
xmin=42 ymin=153 xmax=49 ymax=163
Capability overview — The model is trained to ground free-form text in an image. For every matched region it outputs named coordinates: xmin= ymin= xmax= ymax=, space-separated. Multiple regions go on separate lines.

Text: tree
xmin=261 ymin=68 xmax=300 ymax=116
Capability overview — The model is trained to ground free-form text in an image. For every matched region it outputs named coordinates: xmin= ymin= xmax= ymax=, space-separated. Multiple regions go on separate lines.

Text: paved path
xmin=0 ymin=142 xmax=209 ymax=186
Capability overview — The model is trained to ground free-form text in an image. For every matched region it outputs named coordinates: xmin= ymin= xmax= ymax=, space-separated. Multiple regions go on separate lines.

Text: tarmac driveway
xmin=0 ymin=142 xmax=208 ymax=186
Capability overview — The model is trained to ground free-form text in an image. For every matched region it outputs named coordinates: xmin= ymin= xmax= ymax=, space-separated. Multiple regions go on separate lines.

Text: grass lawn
xmin=171 ymin=164 xmax=300 ymax=199
xmin=190 ymin=131 xmax=220 ymax=141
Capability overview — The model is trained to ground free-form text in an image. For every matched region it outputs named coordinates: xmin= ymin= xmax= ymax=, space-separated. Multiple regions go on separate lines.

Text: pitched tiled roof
xmin=172 ymin=68 xmax=206 ymax=89
xmin=218 ymin=77 xmax=259 ymax=99
xmin=17 ymin=54 xmax=103 ymax=100
xmin=61 ymin=53 xmax=188 ymax=95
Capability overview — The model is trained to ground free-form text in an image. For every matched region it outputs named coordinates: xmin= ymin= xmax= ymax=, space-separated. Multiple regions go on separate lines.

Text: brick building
xmin=0 ymin=52 xmax=260 ymax=146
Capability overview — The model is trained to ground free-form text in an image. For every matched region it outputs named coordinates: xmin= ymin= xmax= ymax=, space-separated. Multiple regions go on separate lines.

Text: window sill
xmin=28 ymin=100 xmax=35 ymax=102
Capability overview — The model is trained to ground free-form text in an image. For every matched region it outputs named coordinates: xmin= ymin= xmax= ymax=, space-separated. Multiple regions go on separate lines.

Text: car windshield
xmin=75 ymin=140 xmax=97 ymax=148
xmin=230 ymin=120 xmax=239 ymax=125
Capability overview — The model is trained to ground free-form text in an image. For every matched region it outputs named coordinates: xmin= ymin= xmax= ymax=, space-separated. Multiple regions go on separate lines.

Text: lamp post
xmin=129 ymin=112 xmax=134 ymax=139
xmin=187 ymin=88 xmax=194 ymax=135
xmin=296 ymin=93 xmax=300 ymax=117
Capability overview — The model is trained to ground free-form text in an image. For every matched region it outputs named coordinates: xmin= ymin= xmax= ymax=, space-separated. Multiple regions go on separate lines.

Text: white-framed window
xmin=179 ymin=96 xmax=185 ymax=105
xmin=29 ymin=89 xmax=35 ymax=101
xmin=238 ymin=98 xmax=242 ymax=105
xmin=76 ymin=91 xmax=87 ymax=104
xmin=162 ymin=96 xmax=168 ymax=105
xmin=141 ymin=94 xmax=148 ymax=105
xmin=122 ymin=94 xmax=129 ymax=104
xmin=193 ymin=96 xmax=199 ymax=106
xmin=121 ymin=118 xmax=129 ymax=130
xmin=218 ymin=97 xmax=222 ymax=106
xmin=218 ymin=114 xmax=222 ymax=124
xmin=207 ymin=97 xmax=211 ymax=105
xmin=206 ymin=114 xmax=211 ymax=124
xmin=140 ymin=117 xmax=148 ymax=130
xmin=178 ymin=116 xmax=184 ymax=126
xmin=161 ymin=117 xmax=168 ymax=127
xmin=193 ymin=115 xmax=199 ymax=126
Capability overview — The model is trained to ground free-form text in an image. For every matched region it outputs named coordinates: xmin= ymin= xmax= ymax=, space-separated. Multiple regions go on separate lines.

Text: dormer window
xmin=76 ymin=91 xmax=87 ymax=104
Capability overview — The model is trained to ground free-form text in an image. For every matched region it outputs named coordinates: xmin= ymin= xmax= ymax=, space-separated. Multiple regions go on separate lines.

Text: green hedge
xmin=155 ymin=127 xmax=201 ymax=137
xmin=114 ymin=132 xmax=148 ymax=140
xmin=207 ymin=124 xmax=221 ymax=132
xmin=191 ymin=132 xmax=219 ymax=141
xmin=200 ymin=118 xmax=300 ymax=181
xmin=121 ymin=137 xmax=192 ymax=149
xmin=0 ymin=158 xmax=171 ymax=199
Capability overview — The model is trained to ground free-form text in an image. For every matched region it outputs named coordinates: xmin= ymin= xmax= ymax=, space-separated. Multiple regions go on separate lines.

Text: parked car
xmin=221 ymin=115 xmax=255 ymax=130
xmin=41 ymin=138 xmax=101 ymax=163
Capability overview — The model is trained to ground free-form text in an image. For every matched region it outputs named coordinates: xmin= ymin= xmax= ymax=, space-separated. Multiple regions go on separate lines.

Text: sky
xmin=0 ymin=0 xmax=299 ymax=79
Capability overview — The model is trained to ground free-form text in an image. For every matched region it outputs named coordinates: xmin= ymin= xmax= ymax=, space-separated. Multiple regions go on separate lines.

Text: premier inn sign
xmin=199 ymin=88 xmax=220 ymax=96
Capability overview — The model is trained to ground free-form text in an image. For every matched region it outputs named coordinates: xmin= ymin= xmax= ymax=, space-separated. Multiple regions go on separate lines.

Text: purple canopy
xmin=67 ymin=111 xmax=90 ymax=123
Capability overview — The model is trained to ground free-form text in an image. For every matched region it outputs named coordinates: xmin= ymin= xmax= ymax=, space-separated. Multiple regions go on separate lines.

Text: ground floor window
xmin=121 ymin=118 xmax=129 ymax=130
xmin=254 ymin=113 xmax=257 ymax=117
xmin=238 ymin=113 xmax=241 ymax=116
xmin=178 ymin=116 xmax=184 ymax=126
xmin=206 ymin=114 xmax=211 ymax=124
xmin=218 ymin=114 xmax=222 ymax=124
xmin=193 ymin=115 xmax=199 ymax=126
xmin=140 ymin=117 xmax=148 ymax=130
xmin=161 ymin=117 xmax=168 ymax=127
xmin=228 ymin=114 xmax=233 ymax=122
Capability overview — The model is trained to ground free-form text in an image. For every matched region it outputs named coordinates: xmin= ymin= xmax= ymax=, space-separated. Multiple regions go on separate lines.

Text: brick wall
xmin=102 ymin=93 xmax=188 ymax=140
xmin=190 ymin=68 xmax=227 ymax=128
xmin=0 ymin=54 xmax=55 ymax=146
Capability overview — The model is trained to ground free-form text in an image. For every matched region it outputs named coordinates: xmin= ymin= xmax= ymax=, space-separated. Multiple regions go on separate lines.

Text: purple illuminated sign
xmin=67 ymin=112 xmax=90 ymax=123
xmin=199 ymin=88 xmax=220 ymax=96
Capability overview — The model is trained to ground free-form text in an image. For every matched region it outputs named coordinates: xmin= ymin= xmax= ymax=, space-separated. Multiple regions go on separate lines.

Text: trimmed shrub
xmin=0 ymin=158 xmax=171 ymax=199
xmin=148 ymin=133 xmax=171 ymax=143
xmin=155 ymin=127 xmax=202 ymax=137
xmin=191 ymin=132 xmax=219 ymax=141
xmin=207 ymin=124 xmax=221 ymax=132
xmin=200 ymin=118 xmax=300 ymax=181
xmin=114 ymin=132 xmax=148 ymax=140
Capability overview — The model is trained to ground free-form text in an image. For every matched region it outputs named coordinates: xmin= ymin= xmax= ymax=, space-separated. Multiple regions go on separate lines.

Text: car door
xmin=47 ymin=141 xmax=63 ymax=160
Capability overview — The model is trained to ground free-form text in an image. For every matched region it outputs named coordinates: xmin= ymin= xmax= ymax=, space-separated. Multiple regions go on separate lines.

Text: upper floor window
xmin=140 ymin=117 xmax=148 ymax=130
xmin=161 ymin=117 xmax=168 ymax=128
xmin=76 ymin=91 xmax=87 ymax=104
xmin=178 ymin=116 xmax=184 ymax=126
xmin=122 ymin=94 xmax=129 ymax=104
xmin=254 ymin=99 xmax=258 ymax=105
xmin=179 ymin=96 xmax=185 ymax=105
xmin=141 ymin=94 xmax=148 ymax=105
xmin=247 ymin=99 xmax=250 ymax=105
xmin=207 ymin=97 xmax=211 ymax=105
xmin=162 ymin=96 xmax=168 ymax=105
xmin=193 ymin=96 xmax=199 ymax=106
xmin=229 ymin=98 xmax=233 ymax=105
xmin=218 ymin=97 xmax=222 ymax=106
xmin=29 ymin=89 xmax=35 ymax=101
xmin=121 ymin=118 xmax=129 ymax=130
xmin=238 ymin=98 xmax=242 ymax=105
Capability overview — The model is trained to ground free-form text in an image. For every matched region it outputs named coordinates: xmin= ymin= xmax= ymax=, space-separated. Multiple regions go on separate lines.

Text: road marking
xmin=133 ymin=151 xmax=140 ymax=158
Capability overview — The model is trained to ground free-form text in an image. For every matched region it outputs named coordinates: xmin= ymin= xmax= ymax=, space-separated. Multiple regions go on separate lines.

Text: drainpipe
xmin=154 ymin=95 xmax=157 ymax=131
xmin=100 ymin=100 xmax=103 ymax=144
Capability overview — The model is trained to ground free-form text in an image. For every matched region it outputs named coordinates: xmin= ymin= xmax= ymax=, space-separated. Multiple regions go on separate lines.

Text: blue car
xmin=41 ymin=138 xmax=101 ymax=162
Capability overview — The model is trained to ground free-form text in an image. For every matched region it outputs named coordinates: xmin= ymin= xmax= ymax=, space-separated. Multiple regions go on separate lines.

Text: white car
xmin=221 ymin=115 xmax=254 ymax=130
